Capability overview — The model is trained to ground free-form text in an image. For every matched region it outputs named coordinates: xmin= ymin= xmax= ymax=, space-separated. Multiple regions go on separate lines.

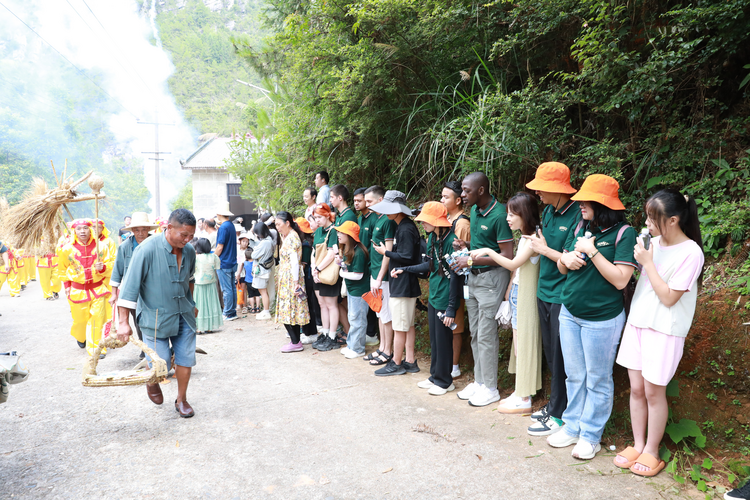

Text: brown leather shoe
xmin=146 ymin=383 xmax=163 ymax=405
xmin=175 ymin=399 xmax=195 ymax=418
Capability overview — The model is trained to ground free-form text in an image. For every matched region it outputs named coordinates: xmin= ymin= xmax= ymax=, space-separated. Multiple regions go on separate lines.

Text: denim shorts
xmin=145 ymin=315 xmax=196 ymax=371
xmin=509 ymin=283 xmax=519 ymax=330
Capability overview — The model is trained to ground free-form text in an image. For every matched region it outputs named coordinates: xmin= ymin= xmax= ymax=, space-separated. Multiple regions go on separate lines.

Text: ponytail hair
xmin=313 ymin=203 xmax=336 ymax=222
xmin=645 ymin=189 xmax=702 ymax=249
xmin=275 ymin=211 xmax=304 ymax=240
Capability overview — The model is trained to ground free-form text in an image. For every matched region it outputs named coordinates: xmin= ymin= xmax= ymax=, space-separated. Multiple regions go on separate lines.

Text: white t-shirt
xmin=626 ymin=236 xmax=704 ymax=337
xmin=513 ymin=237 xmax=540 ymax=285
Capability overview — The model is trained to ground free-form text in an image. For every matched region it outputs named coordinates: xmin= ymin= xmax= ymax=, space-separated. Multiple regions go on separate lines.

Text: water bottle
xmin=535 ymin=224 xmax=541 ymax=237
xmin=437 ymin=311 xmax=458 ymax=331
xmin=640 ymin=227 xmax=651 ymax=250
xmin=580 ymin=231 xmax=594 ymax=260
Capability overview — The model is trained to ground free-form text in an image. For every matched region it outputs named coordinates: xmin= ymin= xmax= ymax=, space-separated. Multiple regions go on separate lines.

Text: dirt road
xmin=1 ymin=280 xmax=683 ymax=499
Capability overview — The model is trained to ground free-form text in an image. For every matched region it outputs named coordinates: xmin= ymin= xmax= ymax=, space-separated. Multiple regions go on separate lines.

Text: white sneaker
xmin=451 ymin=367 xmax=461 ymax=378
xmin=500 ymin=391 xmax=517 ymax=403
xmin=340 ymin=347 xmax=352 ymax=356
xmin=343 ymin=349 xmax=365 ymax=359
xmin=571 ymin=440 xmax=601 ymax=459
xmin=497 ymin=395 xmax=532 ymax=414
xmin=428 ymin=383 xmax=455 ymax=396
xmin=469 ymin=386 xmax=501 ymax=407
xmin=547 ymin=430 xmax=579 ymax=448
xmin=457 ymin=382 xmax=480 ymax=400
xmin=300 ymin=334 xmax=318 ymax=345
xmin=417 ymin=379 xmax=435 ymax=389
xmin=256 ymin=310 xmax=272 ymax=320
xmin=365 ymin=335 xmax=379 ymax=346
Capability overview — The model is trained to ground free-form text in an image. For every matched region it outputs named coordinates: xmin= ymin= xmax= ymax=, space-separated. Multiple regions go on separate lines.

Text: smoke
xmin=0 ymin=0 xmax=197 ymax=216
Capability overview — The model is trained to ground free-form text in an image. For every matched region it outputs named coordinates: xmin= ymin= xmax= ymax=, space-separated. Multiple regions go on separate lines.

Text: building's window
xmin=227 ymin=183 xmax=241 ymax=201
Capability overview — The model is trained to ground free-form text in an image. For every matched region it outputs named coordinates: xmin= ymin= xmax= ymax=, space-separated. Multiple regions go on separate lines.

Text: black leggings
xmin=285 ymin=324 xmax=301 ymax=344
xmin=427 ymin=303 xmax=454 ymax=389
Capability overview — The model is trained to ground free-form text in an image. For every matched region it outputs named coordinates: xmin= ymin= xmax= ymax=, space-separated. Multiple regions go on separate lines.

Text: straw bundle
xmin=2 ymin=171 xmax=105 ymax=256
xmin=82 ymin=321 xmax=168 ymax=387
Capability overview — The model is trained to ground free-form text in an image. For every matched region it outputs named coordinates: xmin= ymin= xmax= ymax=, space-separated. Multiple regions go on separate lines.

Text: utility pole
xmin=137 ymin=109 xmax=174 ymax=217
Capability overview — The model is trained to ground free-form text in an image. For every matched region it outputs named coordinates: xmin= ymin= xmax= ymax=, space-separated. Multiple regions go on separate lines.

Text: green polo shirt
xmin=469 ymin=196 xmax=514 ymax=269
xmin=335 ymin=206 xmax=358 ymax=226
xmin=369 ymin=214 xmax=396 ymax=281
xmin=560 ymin=221 xmax=637 ymax=321
xmin=344 ymin=246 xmax=370 ymax=296
xmin=358 ymin=210 xmax=376 ymax=251
xmin=428 ymin=230 xmax=457 ymax=310
xmin=313 ymin=225 xmax=336 ymax=248
xmin=537 ymin=200 xmax=582 ymax=303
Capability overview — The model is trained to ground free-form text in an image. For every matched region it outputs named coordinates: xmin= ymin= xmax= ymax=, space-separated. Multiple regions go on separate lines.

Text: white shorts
xmin=370 ymin=277 xmax=392 ymax=324
xmin=390 ymin=296 xmax=417 ymax=332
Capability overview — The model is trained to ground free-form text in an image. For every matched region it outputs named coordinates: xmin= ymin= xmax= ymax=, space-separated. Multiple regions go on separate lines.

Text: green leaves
xmin=666 ymin=418 xmax=707 ymax=448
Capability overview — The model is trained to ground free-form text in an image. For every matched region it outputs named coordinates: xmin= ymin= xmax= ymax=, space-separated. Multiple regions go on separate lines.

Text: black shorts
xmin=314 ymin=277 xmax=342 ymax=297
xmin=246 ymin=286 xmax=260 ymax=298
xmin=239 ymin=277 xmax=247 ymax=285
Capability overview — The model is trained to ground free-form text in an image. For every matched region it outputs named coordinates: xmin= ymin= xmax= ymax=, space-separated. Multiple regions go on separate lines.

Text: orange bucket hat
xmin=414 ymin=201 xmax=451 ymax=227
xmin=335 ymin=220 xmax=360 ymax=243
xmin=571 ymin=174 xmax=626 ymax=211
xmin=525 ymin=162 xmax=577 ymax=194
xmin=295 ymin=217 xmax=313 ymax=234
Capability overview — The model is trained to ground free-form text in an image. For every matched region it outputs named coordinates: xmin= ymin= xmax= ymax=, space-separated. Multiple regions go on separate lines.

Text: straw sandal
xmin=630 ymin=453 xmax=666 ymax=477
xmin=614 ymin=446 xmax=641 ymax=469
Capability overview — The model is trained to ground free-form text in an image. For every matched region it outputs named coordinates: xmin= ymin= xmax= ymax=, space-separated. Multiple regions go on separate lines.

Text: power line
xmin=0 ymin=0 xmax=140 ymax=120
xmin=78 ymin=0 xmax=155 ymax=95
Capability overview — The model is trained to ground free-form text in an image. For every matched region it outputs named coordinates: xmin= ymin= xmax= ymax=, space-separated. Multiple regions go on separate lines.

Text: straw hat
xmin=295 ymin=217 xmax=313 ymax=234
xmin=571 ymin=174 xmax=626 ymax=211
xmin=525 ymin=162 xmax=577 ymax=194
xmin=369 ymin=190 xmax=414 ymax=216
xmin=125 ymin=212 xmax=158 ymax=230
xmin=216 ymin=202 xmax=234 ymax=217
xmin=335 ymin=220 xmax=360 ymax=243
xmin=414 ymin=201 xmax=451 ymax=227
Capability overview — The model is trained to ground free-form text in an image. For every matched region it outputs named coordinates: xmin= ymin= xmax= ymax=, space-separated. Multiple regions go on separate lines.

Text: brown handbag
xmin=314 ymin=227 xmax=339 ymax=286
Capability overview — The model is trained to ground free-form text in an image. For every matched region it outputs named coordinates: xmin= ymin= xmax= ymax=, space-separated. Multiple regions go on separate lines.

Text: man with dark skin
xmin=116 ymin=209 xmax=198 ymax=417
xmin=450 ymin=172 xmax=515 ymax=407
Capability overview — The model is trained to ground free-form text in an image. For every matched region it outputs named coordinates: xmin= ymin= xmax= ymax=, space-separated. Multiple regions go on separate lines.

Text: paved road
xmin=1 ymin=280 xmax=685 ymax=499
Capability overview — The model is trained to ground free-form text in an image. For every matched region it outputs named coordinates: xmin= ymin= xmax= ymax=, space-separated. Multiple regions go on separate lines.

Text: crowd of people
xmin=10 ymin=163 xmax=750 ymax=499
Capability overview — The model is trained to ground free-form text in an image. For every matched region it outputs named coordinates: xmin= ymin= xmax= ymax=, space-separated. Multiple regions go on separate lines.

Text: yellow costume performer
xmin=15 ymin=248 xmax=27 ymax=288
xmin=58 ymin=219 xmax=113 ymax=356
xmin=92 ymin=219 xmax=117 ymax=321
xmin=36 ymin=252 xmax=61 ymax=300
xmin=25 ymin=254 xmax=36 ymax=282
xmin=0 ymin=243 xmax=21 ymax=297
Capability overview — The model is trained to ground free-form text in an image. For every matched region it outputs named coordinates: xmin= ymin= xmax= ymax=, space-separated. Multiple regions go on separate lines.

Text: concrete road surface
xmin=0 ymin=280 xmax=689 ymax=499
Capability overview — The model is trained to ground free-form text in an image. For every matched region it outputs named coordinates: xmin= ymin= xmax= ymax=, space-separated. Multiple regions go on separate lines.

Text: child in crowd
xmin=393 ymin=202 xmax=461 ymax=395
xmin=335 ymin=221 xmax=370 ymax=359
xmin=193 ymin=238 xmax=223 ymax=334
xmin=553 ymin=174 xmax=637 ymax=460
xmin=470 ymin=192 xmax=542 ymax=413
xmin=236 ymin=232 xmax=250 ymax=314
xmin=614 ymin=189 xmax=704 ymax=477
xmin=251 ymin=222 xmax=275 ymax=320
xmin=243 ymin=249 xmax=262 ymax=313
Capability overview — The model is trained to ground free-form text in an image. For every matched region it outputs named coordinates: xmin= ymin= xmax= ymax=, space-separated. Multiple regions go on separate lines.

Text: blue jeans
xmin=346 ymin=294 xmax=368 ymax=354
xmin=217 ymin=265 xmax=237 ymax=318
xmin=509 ymin=283 xmax=519 ymax=330
xmin=559 ymin=304 xmax=625 ymax=444
xmin=145 ymin=315 xmax=196 ymax=371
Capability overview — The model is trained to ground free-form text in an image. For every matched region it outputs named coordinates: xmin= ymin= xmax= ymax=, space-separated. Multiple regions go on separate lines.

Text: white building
xmin=180 ymin=135 xmax=256 ymax=222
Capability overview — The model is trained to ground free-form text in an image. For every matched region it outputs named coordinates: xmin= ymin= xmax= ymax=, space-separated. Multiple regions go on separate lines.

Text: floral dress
xmin=275 ymin=231 xmax=310 ymax=325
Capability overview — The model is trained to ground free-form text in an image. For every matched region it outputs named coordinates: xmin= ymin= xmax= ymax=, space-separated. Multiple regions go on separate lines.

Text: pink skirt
xmin=616 ymin=323 xmax=685 ymax=386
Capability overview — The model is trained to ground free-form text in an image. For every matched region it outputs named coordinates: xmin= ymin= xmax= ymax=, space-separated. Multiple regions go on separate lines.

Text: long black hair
xmin=645 ymin=189 xmax=702 ymax=248
xmin=253 ymin=221 xmax=271 ymax=240
xmin=589 ymin=201 xmax=626 ymax=229
xmin=275 ymin=211 xmax=304 ymax=240
xmin=507 ymin=192 xmax=540 ymax=236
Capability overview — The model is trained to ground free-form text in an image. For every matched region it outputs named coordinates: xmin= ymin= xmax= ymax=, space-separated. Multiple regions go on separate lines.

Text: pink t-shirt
xmin=626 ymin=236 xmax=704 ymax=337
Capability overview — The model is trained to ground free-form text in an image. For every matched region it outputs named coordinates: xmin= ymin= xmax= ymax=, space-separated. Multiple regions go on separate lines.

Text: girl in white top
xmin=470 ymin=192 xmax=542 ymax=414
xmin=614 ymin=189 xmax=704 ymax=477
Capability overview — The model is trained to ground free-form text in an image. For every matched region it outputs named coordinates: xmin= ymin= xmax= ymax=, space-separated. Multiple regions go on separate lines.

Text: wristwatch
xmin=467 ymin=257 xmax=473 ymax=267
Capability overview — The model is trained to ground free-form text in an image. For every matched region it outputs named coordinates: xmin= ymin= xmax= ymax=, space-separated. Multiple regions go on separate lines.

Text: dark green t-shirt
xmin=369 ymin=214 xmax=396 ymax=281
xmin=428 ymin=230 xmax=457 ymax=310
xmin=301 ymin=242 xmax=312 ymax=265
xmin=335 ymin=206 xmax=358 ymax=226
xmin=313 ymin=225 xmax=337 ymax=248
xmin=469 ymin=196 xmax=514 ymax=269
xmin=537 ymin=200 xmax=582 ymax=304
xmin=344 ymin=246 xmax=370 ymax=297
xmin=358 ymin=211 xmax=376 ymax=251
xmin=560 ymin=221 xmax=637 ymax=321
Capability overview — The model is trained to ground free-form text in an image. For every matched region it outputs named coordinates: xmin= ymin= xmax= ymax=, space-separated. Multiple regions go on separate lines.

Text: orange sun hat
xmin=295 ymin=217 xmax=313 ymax=234
xmin=571 ymin=174 xmax=626 ymax=211
xmin=525 ymin=162 xmax=577 ymax=194
xmin=414 ymin=201 xmax=451 ymax=227
xmin=335 ymin=220 xmax=361 ymax=243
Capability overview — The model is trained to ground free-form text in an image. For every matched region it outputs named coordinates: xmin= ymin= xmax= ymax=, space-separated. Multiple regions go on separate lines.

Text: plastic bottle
xmin=640 ymin=227 xmax=651 ymax=250
xmin=437 ymin=311 xmax=458 ymax=330
xmin=580 ymin=231 xmax=594 ymax=260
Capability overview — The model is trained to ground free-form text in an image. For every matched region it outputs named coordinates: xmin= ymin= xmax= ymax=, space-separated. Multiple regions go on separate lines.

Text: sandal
xmin=364 ymin=349 xmax=383 ymax=361
xmin=369 ymin=352 xmax=393 ymax=366
xmin=629 ymin=452 xmax=666 ymax=477
xmin=613 ymin=446 xmax=641 ymax=469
